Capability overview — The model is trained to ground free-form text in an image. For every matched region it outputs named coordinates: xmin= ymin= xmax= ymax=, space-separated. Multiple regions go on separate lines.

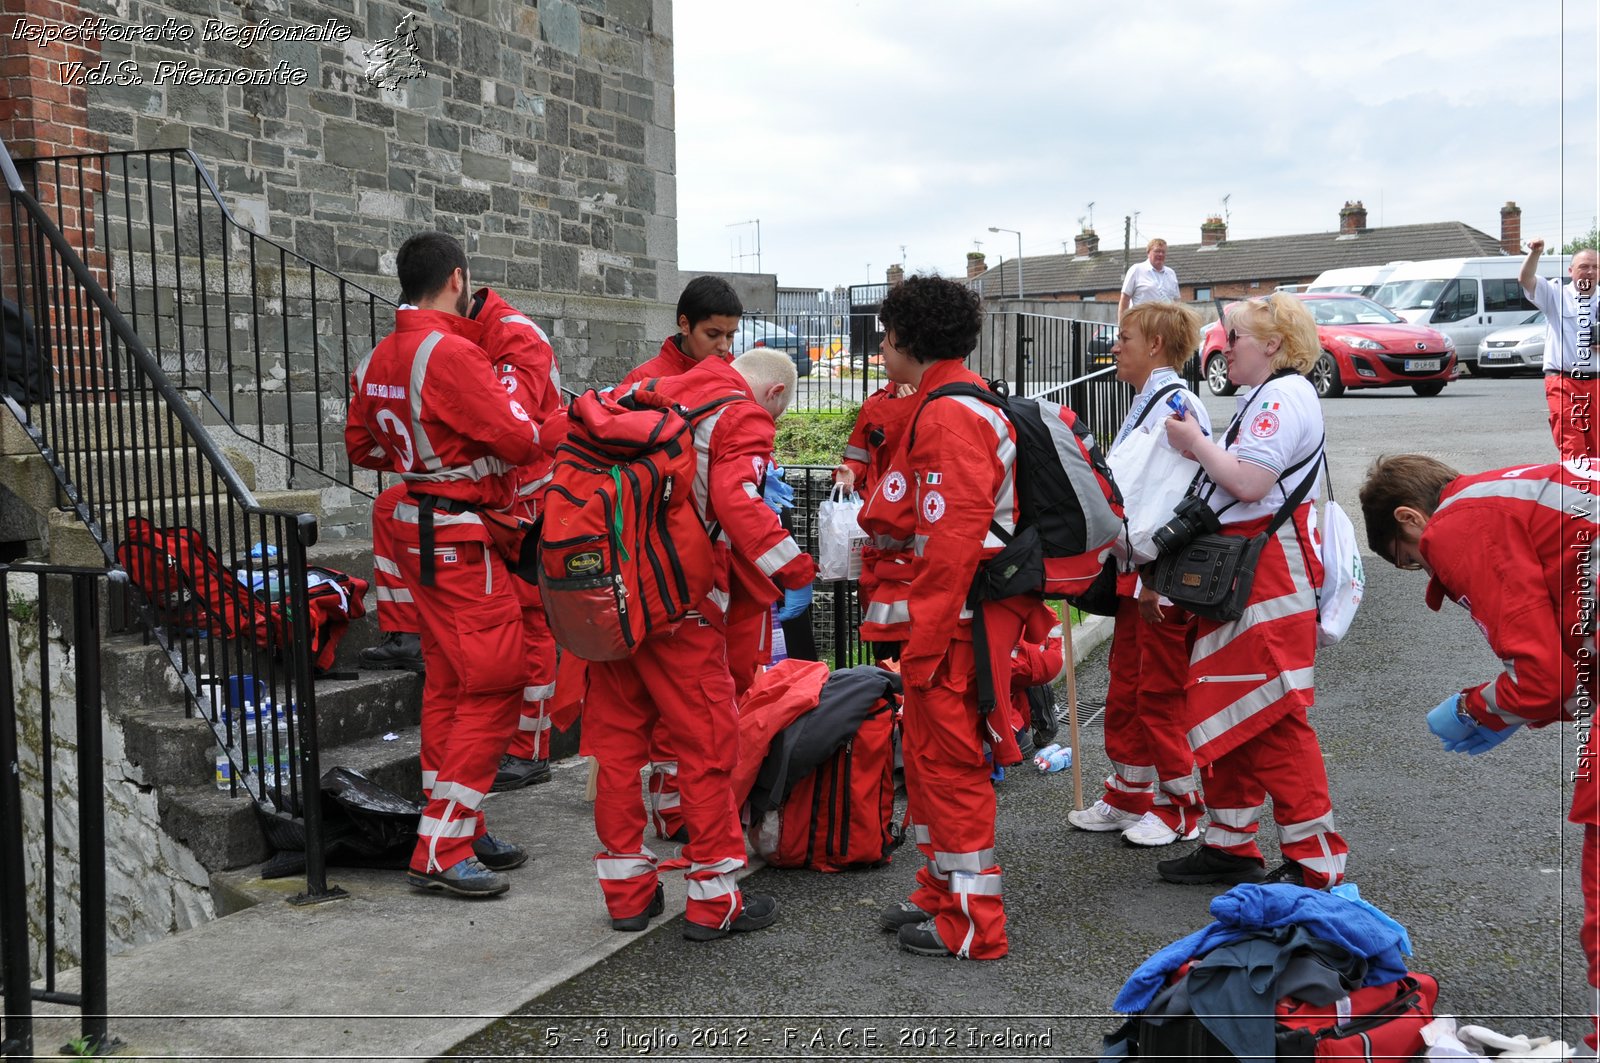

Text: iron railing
xmin=0 ymin=565 xmax=112 ymax=1058
xmin=11 ymin=147 xmax=392 ymax=494
xmin=1 ymin=137 xmax=339 ymax=903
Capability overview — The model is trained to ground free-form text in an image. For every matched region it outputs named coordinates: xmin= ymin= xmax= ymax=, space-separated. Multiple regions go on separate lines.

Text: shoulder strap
xmin=1263 ymin=433 xmax=1326 ymax=538
xmin=1130 ymin=382 xmax=1183 ymax=434
xmin=906 ymin=381 xmax=1004 ymax=450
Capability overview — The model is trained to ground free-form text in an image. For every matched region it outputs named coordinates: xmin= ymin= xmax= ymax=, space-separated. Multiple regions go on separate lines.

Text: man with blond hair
xmin=1119 ymin=238 xmax=1180 ymax=322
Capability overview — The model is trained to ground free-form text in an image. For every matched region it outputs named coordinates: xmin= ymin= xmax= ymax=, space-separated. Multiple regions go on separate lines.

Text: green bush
xmin=775 ymin=405 xmax=858 ymax=467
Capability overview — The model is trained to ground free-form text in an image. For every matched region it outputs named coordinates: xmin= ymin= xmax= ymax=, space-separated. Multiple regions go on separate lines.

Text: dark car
xmin=1199 ymin=293 xmax=1456 ymax=398
xmin=732 ymin=320 xmax=813 ymax=377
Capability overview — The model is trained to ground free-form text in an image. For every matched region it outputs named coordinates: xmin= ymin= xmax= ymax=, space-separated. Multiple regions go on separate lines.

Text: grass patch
xmin=775 ymin=405 xmax=858 ymax=467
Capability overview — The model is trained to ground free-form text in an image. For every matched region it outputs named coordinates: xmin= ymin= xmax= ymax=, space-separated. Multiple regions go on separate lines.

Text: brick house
xmin=966 ymin=200 xmax=1519 ymax=305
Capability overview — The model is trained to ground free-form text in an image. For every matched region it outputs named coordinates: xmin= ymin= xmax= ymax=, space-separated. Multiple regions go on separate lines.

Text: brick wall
xmin=11 ymin=0 xmax=678 ymax=390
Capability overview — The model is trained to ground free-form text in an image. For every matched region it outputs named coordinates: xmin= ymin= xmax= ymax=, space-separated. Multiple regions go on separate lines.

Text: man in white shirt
xmin=1118 ymin=238 xmax=1180 ymax=323
xmin=1520 ymin=240 xmax=1598 ymax=463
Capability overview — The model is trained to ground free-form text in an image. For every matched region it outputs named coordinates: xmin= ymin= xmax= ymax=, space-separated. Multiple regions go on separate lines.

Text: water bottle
xmin=1037 ymin=746 xmax=1073 ymax=774
xmin=1032 ymin=743 xmax=1063 ymax=772
xmin=213 ymin=747 xmax=234 ymax=791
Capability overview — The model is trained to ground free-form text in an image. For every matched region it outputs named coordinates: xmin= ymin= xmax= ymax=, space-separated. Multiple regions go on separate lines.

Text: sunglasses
xmin=1225 ymin=328 xmax=1239 ymax=347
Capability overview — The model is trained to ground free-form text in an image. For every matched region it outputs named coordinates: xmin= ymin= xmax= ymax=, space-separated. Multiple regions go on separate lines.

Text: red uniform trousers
xmin=902 ymin=605 xmax=1022 ymax=961
xmin=400 ymin=536 xmax=526 ymax=873
xmin=583 ymin=615 xmax=749 ymax=930
xmin=506 ymin=586 xmax=556 ymax=761
xmin=1102 ymin=594 xmax=1203 ymax=833
xmin=1188 ymin=510 xmax=1348 ymax=888
xmin=1545 ymin=373 xmax=1600 ymax=465
xmin=371 ymin=483 xmax=419 ymax=632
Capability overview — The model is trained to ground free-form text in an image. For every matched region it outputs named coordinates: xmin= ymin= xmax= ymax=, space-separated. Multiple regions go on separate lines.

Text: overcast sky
xmin=672 ymin=0 xmax=1599 ymax=291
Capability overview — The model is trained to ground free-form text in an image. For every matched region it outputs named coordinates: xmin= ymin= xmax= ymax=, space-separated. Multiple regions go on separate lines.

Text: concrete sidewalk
xmin=34 ymin=757 xmax=712 ymax=1063
xmin=31 ymin=614 xmax=1114 ymax=1063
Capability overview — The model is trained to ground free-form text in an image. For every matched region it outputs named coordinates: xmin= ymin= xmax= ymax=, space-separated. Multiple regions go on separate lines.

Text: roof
xmin=969 ymin=221 xmax=1507 ymax=297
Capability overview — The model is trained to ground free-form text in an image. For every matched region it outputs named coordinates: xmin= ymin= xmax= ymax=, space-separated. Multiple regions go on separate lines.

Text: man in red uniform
xmin=583 ymin=349 xmax=815 ymax=938
xmin=834 ymin=381 xmax=920 ymax=661
xmin=1361 ymin=454 xmax=1599 ymax=1048
xmin=361 ymin=288 xmax=565 ymax=793
xmin=860 ymin=275 xmax=1035 ymax=960
xmin=612 ymin=276 xmax=750 ymax=841
xmin=345 ymin=232 xmax=541 ymax=897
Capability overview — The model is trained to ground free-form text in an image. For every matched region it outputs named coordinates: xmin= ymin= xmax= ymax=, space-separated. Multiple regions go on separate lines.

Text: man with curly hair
xmin=859 ymin=274 xmax=1037 ymax=959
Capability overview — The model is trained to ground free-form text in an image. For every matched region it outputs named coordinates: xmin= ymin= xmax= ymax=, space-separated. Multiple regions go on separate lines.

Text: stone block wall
xmin=3 ymin=0 xmax=678 ymax=399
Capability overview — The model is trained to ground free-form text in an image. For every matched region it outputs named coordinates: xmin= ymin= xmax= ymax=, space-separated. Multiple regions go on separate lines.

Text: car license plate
xmin=1405 ymin=358 xmax=1441 ymax=372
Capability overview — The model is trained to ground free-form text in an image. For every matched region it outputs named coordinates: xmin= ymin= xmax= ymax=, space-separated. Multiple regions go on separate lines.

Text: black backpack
xmin=2 ymin=297 xmax=50 ymax=405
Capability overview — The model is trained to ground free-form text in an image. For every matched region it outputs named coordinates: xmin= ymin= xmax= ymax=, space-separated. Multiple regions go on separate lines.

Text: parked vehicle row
xmin=1200 ymin=293 xmax=1456 ymax=399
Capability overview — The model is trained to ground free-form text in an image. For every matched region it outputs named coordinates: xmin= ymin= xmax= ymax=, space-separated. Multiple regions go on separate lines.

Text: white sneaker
xmin=1121 ymin=811 xmax=1202 ymax=847
xmin=1067 ymin=799 xmax=1145 ymax=833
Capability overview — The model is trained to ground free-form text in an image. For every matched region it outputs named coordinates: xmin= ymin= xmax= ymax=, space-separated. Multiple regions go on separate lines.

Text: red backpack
xmin=537 ymin=386 xmax=739 ymax=661
xmin=116 ymin=516 xmax=368 ymax=674
xmin=744 ymin=666 xmax=903 ymax=873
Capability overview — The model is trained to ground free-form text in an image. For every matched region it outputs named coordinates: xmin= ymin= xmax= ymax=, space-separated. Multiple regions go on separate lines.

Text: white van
xmin=1371 ymin=256 xmax=1566 ymax=370
xmin=1307 ymin=262 xmax=1408 ymax=297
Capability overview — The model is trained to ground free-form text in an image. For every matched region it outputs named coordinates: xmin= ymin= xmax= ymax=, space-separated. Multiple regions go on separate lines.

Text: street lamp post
xmin=988 ymin=226 xmax=1023 ymax=300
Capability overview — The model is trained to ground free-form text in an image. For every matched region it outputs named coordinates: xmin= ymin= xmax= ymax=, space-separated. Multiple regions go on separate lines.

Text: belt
xmin=1549 ymin=370 xmax=1599 ymax=381
xmin=408 ymin=493 xmax=481 ymax=586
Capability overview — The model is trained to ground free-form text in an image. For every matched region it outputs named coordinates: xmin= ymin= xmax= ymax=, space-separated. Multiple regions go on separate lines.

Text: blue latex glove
xmin=1455 ymin=722 xmax=1522 ymax=755
xmin=776 ymin=583 xmax=813 ymax=623
xmin=1426 ymin=694 xmax=1476 ymax=750
xmin=763 ymin=466 xmax=795 ymax=515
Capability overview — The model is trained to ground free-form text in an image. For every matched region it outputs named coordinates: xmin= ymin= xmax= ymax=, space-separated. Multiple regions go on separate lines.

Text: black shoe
xmin=612 ymin=883 xmax=666 ymax=932
xmin=1157 ymin=845 xmax=1267 ymax=885
xmin=682 ymin=892 xmax=779 ymax=941
xmin=491 ymin=754 xmax=552 ymax=793
xmin=654 ymin=824 xmax=689 ymax=844
xmin=359 ymin=631 xmax=425 ymax=673
xmin=879 ymin=899 xmax=931 ymax=932
xmin=897 ymin=918 xmax=954 ymax=958
xmin=471 ymin=832 xmax=528 ymax=871
xmin=1263 ymin=860 xmax=1311 ymax=888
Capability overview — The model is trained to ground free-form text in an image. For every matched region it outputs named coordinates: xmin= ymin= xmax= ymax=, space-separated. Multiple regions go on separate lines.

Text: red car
xmin=1200 ymin=293 xmax=1457 ymax=398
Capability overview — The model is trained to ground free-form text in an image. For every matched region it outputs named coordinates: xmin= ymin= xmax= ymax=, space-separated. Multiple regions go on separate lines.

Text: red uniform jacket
xmin=618 ymin=335 xmax=731 ymax=392
xmin=1421 ymin=461 xmax=1599 ymax=825
xmin=860 ymin=359 xmax=1032 ymax=691
xmin=648 ymin=358 xmax=815 ymax=624
xmin=345 ymin=308 xmax=540 ymax=542
xmin=844 ymin=384 xmax=922 ymax=635
xmin=472 ymin=287 xmax=564 ymax=513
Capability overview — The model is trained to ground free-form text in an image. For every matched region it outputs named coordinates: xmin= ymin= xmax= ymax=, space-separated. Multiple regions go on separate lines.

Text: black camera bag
xmin=1148 ymin=425 xmax=1322 ymax=623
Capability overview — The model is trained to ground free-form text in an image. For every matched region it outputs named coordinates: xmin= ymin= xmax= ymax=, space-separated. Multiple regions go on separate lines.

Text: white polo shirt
xmin=1202 ymin=373 xmax=1323 ymax=524
xmin=1121 ymin=260 xmax=1180 ymax=307
xmin=1526 ymin=275 xmax=1596 ymax=374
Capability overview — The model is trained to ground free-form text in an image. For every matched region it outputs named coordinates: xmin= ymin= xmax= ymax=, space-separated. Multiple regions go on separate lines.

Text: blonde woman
xmin=1156 ymin=293 xmax=1346 ymax=889
xmin=1068 ymin=301 xmax=1210 ymax=847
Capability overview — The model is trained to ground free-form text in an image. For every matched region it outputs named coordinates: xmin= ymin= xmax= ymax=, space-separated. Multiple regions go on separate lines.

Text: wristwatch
xmin=1454 ymin=694 xmax=1474 ymax=725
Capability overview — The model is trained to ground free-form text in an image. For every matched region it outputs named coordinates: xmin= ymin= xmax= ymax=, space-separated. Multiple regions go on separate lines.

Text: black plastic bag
xmin=258 ymin=766 xmax=421 ymax=879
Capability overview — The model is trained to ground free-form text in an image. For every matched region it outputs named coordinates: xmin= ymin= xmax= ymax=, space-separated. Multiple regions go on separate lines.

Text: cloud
xmin=674 ymin=0 xmax=1599 ymax=289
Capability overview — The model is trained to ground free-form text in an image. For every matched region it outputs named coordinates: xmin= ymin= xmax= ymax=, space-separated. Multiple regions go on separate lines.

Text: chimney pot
xmin=1339 ymin=200 xmax=1368 ymax=235
xmin=1200 ymin=215 xmax=1227 ymax=247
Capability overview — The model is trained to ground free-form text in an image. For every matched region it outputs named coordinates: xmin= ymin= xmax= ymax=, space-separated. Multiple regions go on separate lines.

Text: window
xmin=1432 ymin=279 xmax=1479 ymax=323
xmin=1484 ymin=277 xmax=1535 ymax=313
xmin=1195 ymin=287 xmax=1212 ymax=302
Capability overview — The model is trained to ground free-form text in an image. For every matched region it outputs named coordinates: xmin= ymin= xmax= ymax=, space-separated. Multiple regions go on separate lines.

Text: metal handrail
xmin=1 ymin=136 xmax=338 ymax=901
xmin=11 ymin=146 xmax=395 ymax=496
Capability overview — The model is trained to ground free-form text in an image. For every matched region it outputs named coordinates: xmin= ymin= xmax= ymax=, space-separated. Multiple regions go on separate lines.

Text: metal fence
xmin=2 ymin=136 xmax=339 ymax=903
xmin=0 ymin=565 xmax=111 ymax=1058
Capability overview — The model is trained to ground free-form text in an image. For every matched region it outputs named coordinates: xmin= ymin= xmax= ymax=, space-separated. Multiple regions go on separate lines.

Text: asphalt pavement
xmin=447 ymin=373 xmax=1596 ymax=1060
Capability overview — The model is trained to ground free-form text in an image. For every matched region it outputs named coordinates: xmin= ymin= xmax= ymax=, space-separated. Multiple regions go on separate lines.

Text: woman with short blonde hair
xmin=1227 ymin=293 xmax=1320 ymax=374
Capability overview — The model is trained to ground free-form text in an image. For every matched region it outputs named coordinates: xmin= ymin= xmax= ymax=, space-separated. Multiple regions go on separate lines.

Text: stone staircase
xmin=0 ymin=402 xmax=428 ymax=906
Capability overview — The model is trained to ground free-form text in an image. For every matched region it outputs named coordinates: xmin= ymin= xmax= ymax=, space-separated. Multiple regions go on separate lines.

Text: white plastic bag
xmin=1314 ymin=498 xmax=1364 ymax=647
xmin=817 ymin=485 xmax=867 ymax=581
xmin=1107 ymin=426 xmax=1200 ymax=564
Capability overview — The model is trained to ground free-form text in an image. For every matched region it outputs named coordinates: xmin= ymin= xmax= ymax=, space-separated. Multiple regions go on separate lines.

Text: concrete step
xmin=157 ymin=722 xmax=424 ymax=874
xmin=45 ymin=487 xmax=324 ymax=567
xmin=0 ymin=446 xmax=258 ymax=514
xmin=0 ymin=395 xmax=205 ymax=457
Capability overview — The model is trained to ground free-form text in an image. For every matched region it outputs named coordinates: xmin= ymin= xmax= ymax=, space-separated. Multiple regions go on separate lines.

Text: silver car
xmin=1476 ymin=310 xmax=1546 ymax=377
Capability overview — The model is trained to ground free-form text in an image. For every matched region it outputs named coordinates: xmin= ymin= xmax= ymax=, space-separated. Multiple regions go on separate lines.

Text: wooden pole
xmin=1063 ymin=616 xmax=1084 ymax=810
